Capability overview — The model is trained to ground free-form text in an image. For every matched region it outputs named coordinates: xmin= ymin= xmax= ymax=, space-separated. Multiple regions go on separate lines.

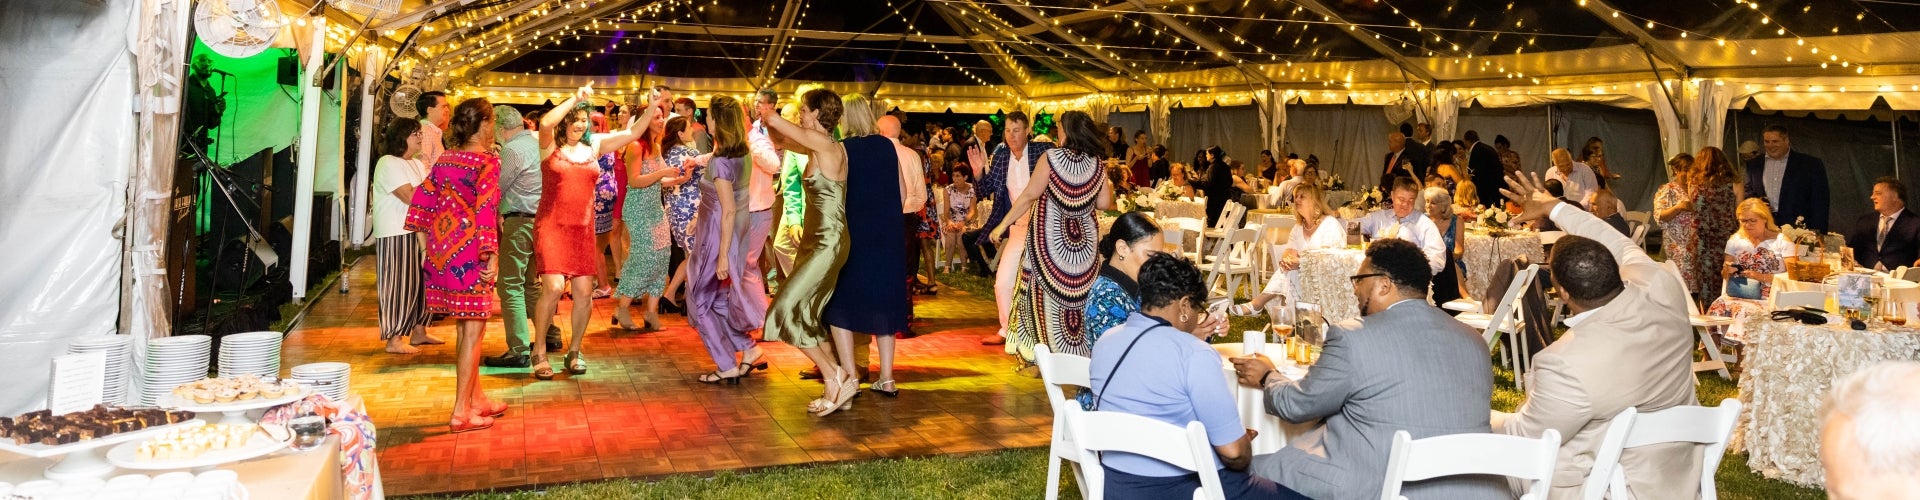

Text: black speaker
xmin=277 ymin=54 xmax=299 ymax=87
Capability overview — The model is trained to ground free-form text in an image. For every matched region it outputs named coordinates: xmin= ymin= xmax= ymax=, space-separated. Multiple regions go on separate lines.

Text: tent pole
xmin=351 ymin=50 xmax=378 ymax=250
xmin=291 ymin=18 xmax=325 ymax=301
xmin=1895 ymin=118 xmax=1902 ymax=181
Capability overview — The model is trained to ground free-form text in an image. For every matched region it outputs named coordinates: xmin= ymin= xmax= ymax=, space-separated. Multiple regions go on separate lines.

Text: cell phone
xmin=1207 ymin=299 xmax=1231 ymax=322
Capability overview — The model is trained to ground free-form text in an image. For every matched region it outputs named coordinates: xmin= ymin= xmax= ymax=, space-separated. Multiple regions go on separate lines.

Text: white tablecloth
xmin=1212 ymin=343 xmax=1318 ymax=455
xmin=1771 ymin=274 xmax=1920 ymax=305
xmin=1298 ymin=248 xmax=1366 ymax=324
xmin=1461 ymin=230 xmax=1545 ymax=302
xmin=1734 ymin=319 xmax=1920 ymax=486
xmin=1157 ymin=199 xmax=1207 ymax=220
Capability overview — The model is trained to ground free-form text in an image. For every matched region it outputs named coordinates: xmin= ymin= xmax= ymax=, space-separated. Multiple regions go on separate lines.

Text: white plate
xmin=106 ymin=429 xmax=288 ymax=471
xmin=290 ymin=361 xmax=348 ymax=372
xmin=158 ymin=387 xmax=309 ymax=413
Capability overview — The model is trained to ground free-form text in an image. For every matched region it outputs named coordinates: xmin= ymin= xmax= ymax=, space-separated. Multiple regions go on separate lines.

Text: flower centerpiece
xmin=1327 ymin=174 xmax=1347 ymax=192
xmin=1360 ymin=187 xmax=1384 ymax=210
xmin=1476 ymin=205 xmax=1513 ymax=235
xmin=1155 ymin=179 xmax=1184 ymax=201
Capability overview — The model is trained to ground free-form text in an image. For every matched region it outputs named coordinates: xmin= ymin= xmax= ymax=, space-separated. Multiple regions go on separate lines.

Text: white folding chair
xmin=1164 ymin=217 xmax=1206 ymax=259
xmin=1260 ymin=215 xmax=1296 ymax=282
xmin=1201 ymin=202 xmax=1247 ymax=255
xmin=1201 ymin=229 xmax=1261 ymax=302
xmin=1067 ymin=406 xmax=1227 ymax=500
xmin=1579 ymin=408 xmax=1639 ymax=500
xmin=1771 ymin=290 xmax=1825 ymax=310
xmin=1623 ymin=211 xmax=1652 ymax=251
xmin=1628 ymin=223 xmax=1648 ymax=252
xmin=1584 ymin=399 xmax=1743 ymax=500
xmin=1035 ymin=344 xmax=1099 ymax=500
xmin=1657 ymin=260 xmax=1738 ymax=380
xmin=1379 ymin=429 xmax=1561 ymax=500
xmin=1456 ymin=264 xmax=1538 ymax=390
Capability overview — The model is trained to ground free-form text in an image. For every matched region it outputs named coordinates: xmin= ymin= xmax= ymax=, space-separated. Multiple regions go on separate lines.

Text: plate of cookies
xmin=106 ymin=423 xmax=289 ymax=470
xmin=161 ymin=376 xmax=309 ymax=413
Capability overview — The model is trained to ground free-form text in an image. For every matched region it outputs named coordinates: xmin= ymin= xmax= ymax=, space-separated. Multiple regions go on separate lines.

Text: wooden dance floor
xmin=284 ymin=259 xmax=1051 ymax=496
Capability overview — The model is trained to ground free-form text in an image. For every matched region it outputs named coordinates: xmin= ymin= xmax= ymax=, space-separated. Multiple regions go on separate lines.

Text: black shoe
xmin=545 ymin=326 xmax=564 ymax=352
xmin=800 ymin=367 xmax=824 ymax=380
xmin=483 ymin=351 xmax=530 ymax=368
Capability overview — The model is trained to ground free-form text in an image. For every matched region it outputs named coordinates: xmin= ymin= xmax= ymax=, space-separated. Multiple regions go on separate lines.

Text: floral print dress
xmin=404 ymin=151 xmax=501 ymax=318
xmin=663 ymin=145 xmax=703 ymax=249
xmin=1707 ymin=233 xmax=1794 ymax=345
xmin=1655 ymin=182 xmax=1706 ymax=295
xmin=1694 ymin=182 xmax=1739 ymax=298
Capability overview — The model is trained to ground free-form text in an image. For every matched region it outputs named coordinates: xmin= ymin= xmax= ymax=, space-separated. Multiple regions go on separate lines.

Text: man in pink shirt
xmin=746 ymin=89 xmax=784 ymax=290
xmin=415 ymin=91 xmax=449 ymax=164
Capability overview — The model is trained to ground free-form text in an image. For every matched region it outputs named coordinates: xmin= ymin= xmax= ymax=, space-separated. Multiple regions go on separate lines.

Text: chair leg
xmin=1044 ymin=454 xmax=1063 ymax=500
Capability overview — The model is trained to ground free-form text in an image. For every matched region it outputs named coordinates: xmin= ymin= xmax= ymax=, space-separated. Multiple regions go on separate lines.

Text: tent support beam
xmin=1122 ymin=0 xmax=1272 ymax=86
xmin=1285 ymin=0 xmax=1437 ymax=84
xmin=414 ymin=0 xmax=549 ymax=47
xmin=974 ymin=0 xmax=1161 ymax=92
xmin=439 ymin=0 xmax=638 ymax=82
xmin=1577 ymin=0 xmax=1691 ymax=77
xmin=926 ymin=2 xmax=1034 ymax=98
xmin=754 ymin=0 xmax=807 ymax=87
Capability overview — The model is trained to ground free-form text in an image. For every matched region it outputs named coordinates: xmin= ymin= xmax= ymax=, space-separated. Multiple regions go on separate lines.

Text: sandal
xmin=532 ymin=356 xmax=555 ymax=380
xmin=697 ymin=369 xmax=742 ymax=385
xmin=476 ymin=399 xmax=507 ymax=418
xmin=807 ymin=369 xmax=844 ymax=413
xmin=813 ymin=371 xmax=859 ymax=417
xmin=566 ymin=352 xmax=587 ymax=375
xmin=869 ymin=379 xmax=899 ymax=397
xmin=450 ymin=414 xmax=495 ymax=434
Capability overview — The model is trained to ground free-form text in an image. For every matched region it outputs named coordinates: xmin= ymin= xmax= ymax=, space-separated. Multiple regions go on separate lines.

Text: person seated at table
xmin=1085 ymin=212 xmax=1164 ymax=347
xmin=1165 ymin=163 xmax=1198 ymax=198
xmin=1090 ymin=254 xmax=1307 ymax=500
xmin=1232 ymin=183 xmax=1346 ymax=315
xmin=1229 ymin=239 xmax=1503 ymax=500
xmin=1533 ymin=178 xmax=1574 ymax=232
xmin=1845 ymin=176 xmax=1920 ymax=272
xmin=1425 ymin=186 xmax=1469 ymax=308
xmin=1274 ymin=159 xmax=1305 ymax=204
xmin=1587 ymin=181 xmax=1632 ymax=236
xmin=1492 ymin=171 xmax=1701 ymax=500
xmin=1705 ymin=198 xmax=1792 ymax=347
xmin=1821 ymin=361 xmax=1920 ymax=500
xmin=1359 ymin=177 xmax=1446 ymax=275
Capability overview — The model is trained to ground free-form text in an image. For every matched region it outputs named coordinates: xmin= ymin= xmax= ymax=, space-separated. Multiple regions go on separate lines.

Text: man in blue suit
xmin=1744 ymin=124 xmax=1831 ymax=231
xmin=964 ymin=112 xmax=1053 ymax=347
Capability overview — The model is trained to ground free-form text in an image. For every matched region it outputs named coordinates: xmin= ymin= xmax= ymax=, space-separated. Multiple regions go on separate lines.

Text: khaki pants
xmin=496 ymin=216 xmax=541 ymax=354
xmin=994 ymin=219 xmax=1029 ymax=338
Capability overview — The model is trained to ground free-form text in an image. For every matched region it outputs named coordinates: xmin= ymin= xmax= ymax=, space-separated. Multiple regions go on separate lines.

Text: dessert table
xmin=1461 ymin=230 xmax=1545 ymax=302
xmin=1734 ymin=318 xmax=1920 ymax=487
xmin=0 ymin=435 xmax=341 ymax=500
xmin=1297 ymin=248 xmax=1366 ymax=324
xmin=1212 ymin=343 xmax=1318 ymax=455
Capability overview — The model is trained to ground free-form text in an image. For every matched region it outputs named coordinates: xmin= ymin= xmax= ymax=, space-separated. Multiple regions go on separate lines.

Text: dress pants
xmin=962 ymin=229 xmax=996 ymax=276
xmin=1103 ymin=466 xmax=1307 ymax=500
xmin=496 ymin=216 xmax=541 ymax=354
xmin=993 ymin=219 xmax=1029 ymax=339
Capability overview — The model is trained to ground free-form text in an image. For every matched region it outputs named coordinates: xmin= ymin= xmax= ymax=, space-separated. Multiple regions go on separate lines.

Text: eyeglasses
xmin=1739 ymin=218 xmax=1762 ymax=224
xmin=1349 ymin=273 xmax=1385 ymax=284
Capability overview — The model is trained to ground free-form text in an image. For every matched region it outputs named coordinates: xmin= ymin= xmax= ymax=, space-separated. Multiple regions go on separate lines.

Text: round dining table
xmin=1460 ymin=230 xmax=1546 ymax=302
xmin=1212 ymin=341 xmax=1317 ymax=455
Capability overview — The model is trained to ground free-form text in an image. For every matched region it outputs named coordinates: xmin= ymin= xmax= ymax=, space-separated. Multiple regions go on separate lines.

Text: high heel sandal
xmin=532 ymin=356 xmax=555 ymax=380
xmin=450 ymin=413 xmax=495 ymax=434
xmin=566 ymin=352 xmax=587 ymax=375
xmin=697 ymin=368 xmax=743 ymax=385
xmin=813 ymin=371 xmax=859 ymax=417
xmin=868 ymin=379 xmax=899 ymax=397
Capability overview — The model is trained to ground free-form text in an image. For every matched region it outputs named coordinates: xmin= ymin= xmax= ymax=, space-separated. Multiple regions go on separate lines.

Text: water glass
xmin=288 ymin=402 xmax=327 ymax=451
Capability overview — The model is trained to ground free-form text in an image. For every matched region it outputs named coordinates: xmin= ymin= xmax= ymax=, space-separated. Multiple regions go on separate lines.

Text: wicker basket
xmin=1785 ymin=256 xmax=1833 ymax=282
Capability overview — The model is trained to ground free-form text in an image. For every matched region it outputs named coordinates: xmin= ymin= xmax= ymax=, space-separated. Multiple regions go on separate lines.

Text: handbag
xmin=1726 ymin=276 xmax=1764 ymax=300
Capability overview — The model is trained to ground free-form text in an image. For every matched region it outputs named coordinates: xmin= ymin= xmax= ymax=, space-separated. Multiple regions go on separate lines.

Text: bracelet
xmin=1259 ymin=370 xmax=1275 ymax=386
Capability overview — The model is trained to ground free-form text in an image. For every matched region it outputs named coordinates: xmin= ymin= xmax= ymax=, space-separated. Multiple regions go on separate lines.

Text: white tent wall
xmin=0 ymin=0 xmax=139 ymax=415
xmin=1553 ymin=103 xmax=1668 ymax=213
xmin=1282 ymin=104 xmax=1390 ymax=191
xmin=1167 ymin=105 xmax=1264 ymax=169
xmin=1106 ymin=110 xmax=1149 ymax=149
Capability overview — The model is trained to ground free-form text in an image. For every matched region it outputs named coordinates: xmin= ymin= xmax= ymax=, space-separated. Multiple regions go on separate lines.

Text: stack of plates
xmin=217 ymin=331 xmax=283 ymax=379
xmin=288 ymin=362 xmax=349 ymax=401
xmin=142 ymin=335 xmax=212 ymax=406
xmin=67 ymin=335 xmax=133 ymax=405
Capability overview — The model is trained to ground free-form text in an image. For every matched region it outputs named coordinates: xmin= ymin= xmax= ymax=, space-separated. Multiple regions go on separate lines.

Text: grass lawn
xmin=413 ymin=269 xmax=1824 ymax=499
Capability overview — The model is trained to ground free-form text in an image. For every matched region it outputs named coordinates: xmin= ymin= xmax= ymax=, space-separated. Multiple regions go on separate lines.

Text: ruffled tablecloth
xmin=1157 ymin=199 xmax=1207 ymax=220
xmin=1734 ymin=319 xmax=1920 ymax=486
xmin=1462 ymin=230 xmax=1545 ymax=302
xmin=1326 ymin=190 xmax=1356 ymax=209
xmin=1298 ymin=248 xmax=1366 ymax=323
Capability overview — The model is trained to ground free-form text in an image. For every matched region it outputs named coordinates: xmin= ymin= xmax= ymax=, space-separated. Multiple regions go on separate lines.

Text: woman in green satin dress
xmin=757 ymin=88 xmax=860 ymax=417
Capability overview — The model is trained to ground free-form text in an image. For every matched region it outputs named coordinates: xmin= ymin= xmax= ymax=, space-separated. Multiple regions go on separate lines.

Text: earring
xmin=1180 ymin=314 xmax=1190 ymax=322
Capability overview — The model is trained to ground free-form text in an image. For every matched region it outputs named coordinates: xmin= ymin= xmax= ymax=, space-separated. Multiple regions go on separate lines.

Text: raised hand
xmin=967 ymin=145 xmax=988 ymax=174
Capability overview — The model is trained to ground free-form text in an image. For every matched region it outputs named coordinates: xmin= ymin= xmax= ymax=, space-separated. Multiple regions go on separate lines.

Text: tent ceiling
xmin=346 ymin=0 xmax=1920 ymax=100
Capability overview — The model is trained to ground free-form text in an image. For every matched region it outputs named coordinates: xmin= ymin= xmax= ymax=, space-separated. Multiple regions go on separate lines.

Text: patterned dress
xmin=1011 ymin=148 xmax=1107 ymax=360
xmin=943 ymin=184 xmax=975 ymax=234
xmin=403 ymin=150 xmax=500 ymax=318
xmin=1707 ymin=232 xmax=1793 ymax=345
xmin=1083 ymin=266 xmax=1139 ymax=346
xmin=664 ymin=145 xmax=703 ymax=249
xmin=593 ymin=152 xmax=620 ymax=234
xmin=1694 ymin=182 xmax=1739 ymax=298
xmin=535 ymin=148 xmax=601 ymax=277
xmin=616 ymin=155 xmax=671 ymax=298
xmin=1655 ymin=182 xmax=1706 ymax=295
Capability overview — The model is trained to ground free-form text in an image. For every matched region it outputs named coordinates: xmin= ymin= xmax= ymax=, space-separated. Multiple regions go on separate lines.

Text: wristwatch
xmin=1259 ymin=370 xmax=1277 ymax=386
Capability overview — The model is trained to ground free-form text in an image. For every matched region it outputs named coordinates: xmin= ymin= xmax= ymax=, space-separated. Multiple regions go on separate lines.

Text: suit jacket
xmin=1467 ymin=142 xmax=1505 ymax=207
xmin=1495 ymin=204 xmax=1701 ymax=500
xmin=1845 ymin=209 xmax=1920 ymax=270
xmin=1743 ymin=150 xmax=1830 ymax=231
xmin=973 ymin=141 xmax=1053 ymax=245
xmin=1251 ymin=301 xmax=1505 ymax=500
xmin=1377 ymin=149 xmax=1426 ymax=192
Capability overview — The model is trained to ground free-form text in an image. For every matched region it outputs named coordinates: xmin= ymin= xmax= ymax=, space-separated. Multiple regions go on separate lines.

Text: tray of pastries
xmin=0 ymin=405 xmax=199 ymax=457
xmin=108 ymin=423 xmax=289 ymax=470
xmin=165 ymin=375 xmax=307 ymax=411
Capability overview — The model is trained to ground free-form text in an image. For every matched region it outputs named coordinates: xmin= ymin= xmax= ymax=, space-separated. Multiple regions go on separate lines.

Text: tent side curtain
xmin=1167 ymin=105 xmax=1265 ymax=172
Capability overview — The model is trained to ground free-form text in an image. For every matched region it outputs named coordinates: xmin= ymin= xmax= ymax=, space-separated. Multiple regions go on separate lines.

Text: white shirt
xmin=1007 ymin=145 xmax=1032 ymax=196
xmin=371 ymin=155 xmax=427 ymax=239
xmin=1261 ymin=216 xmax=1348 ymax=296
xmin=1360 ymin=209 xmax=1447 ymax=274
xmin=1725 ymin=232 xmax=1794 ymax=260
xmin=1763 ymin=154 xmax=1788 ymax=203
xmin=1546 ymin=162 xmax=1599 ymax=210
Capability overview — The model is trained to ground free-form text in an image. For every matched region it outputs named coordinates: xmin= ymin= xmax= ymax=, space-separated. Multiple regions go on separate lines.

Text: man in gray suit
xmin=1230 ymin=239 xmax=1506 ymax=500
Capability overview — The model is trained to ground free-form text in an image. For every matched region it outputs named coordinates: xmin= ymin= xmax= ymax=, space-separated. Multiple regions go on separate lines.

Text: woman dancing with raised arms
xmin=528 ymin=84 xmax=658 ymax=380
xmin=611 ymin=108 xmax=689 ymax=331
xmin=757 ymin=88 xmax=859 ymax=416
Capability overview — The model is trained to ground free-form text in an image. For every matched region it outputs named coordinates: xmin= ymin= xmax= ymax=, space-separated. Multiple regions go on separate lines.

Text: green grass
xmin=412 ymin=270 xmax=1822 ymax=500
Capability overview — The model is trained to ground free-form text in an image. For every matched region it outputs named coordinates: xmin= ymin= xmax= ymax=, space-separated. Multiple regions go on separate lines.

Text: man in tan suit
xmin=1493 ymin=172 xmax=1701 ymax=499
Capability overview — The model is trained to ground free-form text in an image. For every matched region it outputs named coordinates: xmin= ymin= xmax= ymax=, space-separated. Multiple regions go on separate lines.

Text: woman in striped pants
xmin=371 ymin=119 xmax=444 ymax=354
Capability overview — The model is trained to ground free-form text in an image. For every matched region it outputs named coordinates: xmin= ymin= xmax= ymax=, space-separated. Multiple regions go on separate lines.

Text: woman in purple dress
xmin=688 ymin=96 xmax=769 ymax=384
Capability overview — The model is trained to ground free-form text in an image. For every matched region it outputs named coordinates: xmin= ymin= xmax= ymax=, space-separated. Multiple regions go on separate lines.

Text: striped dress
xmin=1010 ymin=148 xmax=1106 ymax=360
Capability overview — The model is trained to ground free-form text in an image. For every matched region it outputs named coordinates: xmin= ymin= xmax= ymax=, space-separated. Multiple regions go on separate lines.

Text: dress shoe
xmin=545 ymin=331 xmax=564 ymax=352
xmin=483 ymin=351 xmax=530 ymax=368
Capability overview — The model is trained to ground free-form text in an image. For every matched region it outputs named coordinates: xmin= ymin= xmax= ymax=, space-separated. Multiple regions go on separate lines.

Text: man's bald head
xmin=1389 ymin=132 xmax=1406 ymax=152
xmin=1551 ymin=148 xmax=1574 ymax=173
xmin=877 ymin=114 xmax=902 ymax=139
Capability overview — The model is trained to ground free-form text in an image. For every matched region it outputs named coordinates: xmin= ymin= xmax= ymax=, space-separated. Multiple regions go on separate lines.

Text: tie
xmin=1879 ymin=215 xmax=1894 ymax=251
xmin=1385 ymin=153 xmax=1398 ymax=176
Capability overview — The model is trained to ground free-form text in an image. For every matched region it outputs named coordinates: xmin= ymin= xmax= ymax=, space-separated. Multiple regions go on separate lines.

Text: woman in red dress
xmin=404 ymin=97 xmax=503 ymax=433
xmin=528 ymin=85 xmax=659 ymax=380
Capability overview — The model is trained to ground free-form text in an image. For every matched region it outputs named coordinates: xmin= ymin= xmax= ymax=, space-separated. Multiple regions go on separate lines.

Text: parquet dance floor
xmin=284 ymin=260 xmax=1051 ymax=496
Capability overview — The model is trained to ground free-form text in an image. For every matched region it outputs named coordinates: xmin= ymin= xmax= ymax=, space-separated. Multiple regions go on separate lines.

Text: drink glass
xmin=288 ymin=402 xmax=327 ymax=451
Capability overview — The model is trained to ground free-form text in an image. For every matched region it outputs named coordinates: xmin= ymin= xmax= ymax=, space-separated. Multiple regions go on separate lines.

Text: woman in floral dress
xmin=404 ymin=97 xmax=503 ymax=433
xmin=1692 ymin=146 xmax=1742 ymax=299
xmin=939 ymin=167 xmax=977 ymax=273
xmin=1656 ymin=153 xmax=1707 ymax=301
xmin=1707 ymin=198 xmax=1791 ymax=346
xmin=613 ymin=113 xmax=689 ymax=331
xmin=662 ymin=134 xmax=704 ymax=305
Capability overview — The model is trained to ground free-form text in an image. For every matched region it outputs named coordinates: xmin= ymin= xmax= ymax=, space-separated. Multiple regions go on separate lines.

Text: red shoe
xmin=450 ymin=414 xmax=495 ymax=434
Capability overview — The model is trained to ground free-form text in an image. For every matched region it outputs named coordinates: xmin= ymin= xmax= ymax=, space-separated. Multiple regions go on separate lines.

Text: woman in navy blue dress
xmin=822 ymin=94 xmax=918 ymax=397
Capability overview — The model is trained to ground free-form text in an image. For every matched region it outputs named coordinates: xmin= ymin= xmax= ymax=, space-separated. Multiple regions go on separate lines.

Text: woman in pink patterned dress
xmin=405 ymin=97 xmax=504 ymax=433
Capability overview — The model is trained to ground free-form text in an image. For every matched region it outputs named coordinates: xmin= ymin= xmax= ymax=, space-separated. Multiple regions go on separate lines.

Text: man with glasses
xmin=1359 ymin=176 xmax=1446 ymax=275
xmin=1229 ymin=239 xmax=1503 ymax=500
